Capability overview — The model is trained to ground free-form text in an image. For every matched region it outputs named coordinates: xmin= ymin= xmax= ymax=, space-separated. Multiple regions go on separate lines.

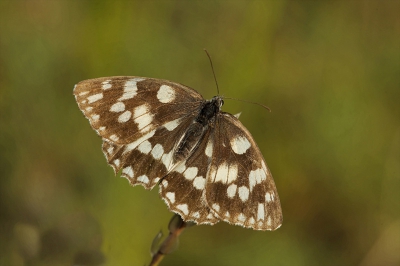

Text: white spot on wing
xmin=193 ymin=176 xmax=205 ymax=190
xmin=177 ymin=204 xmax=189 ymax=215
xmin=119 ymin=78 xmax=145 ymax=100
xmin=265 ymin=192 xmax=273 ymax=202
xmin=124 ymin=129 xmax=156 ymax=153
xmin=137 ymin=175 xmax=149 ymax=184
xmin=227 ymin=163 xmax=238 ymax=183
xmin=87 ymin=93 xmax=103 ymax=103
xmin=102 ymin=80 xmax=112 ymax=90
xmin=133 ymin=104 xmax=153 ymax=131
xmin=151 ymin=144 xmax=164 ymax=160
xmin=249 ymin=168 xmax=267 ymax=192
xmin=213 ymin=162 xmax=237 ymax=184
xmin=163 ymin=118 xmax=181 ymax=131
xmin=138 ymin=140 xmax=152 ymax=154
xmin=184 ymin=167 xmax=198 ymax=180
xmin=162 ymin=180 xmax=168 ymax=188
xmin=114 ymin=159 xmax=120 ymax=167
xmin=118 ymin=110 xmax=132 ymax=123
xmin=133 ymin=104 xmax=147 ymax=116
xmin=248 ymin=217 xmax=255 ymax=225
xmin=161 ymin=150 xmax=174 ymax=170
xmin=122 ymin=166 xmax=134 ymax=178
xmin=257 ymin=203 xmax=265 ymax=221
xmin=110 ymin=102 xmax=125 ymax=112
xmin=212 ymin=203 xmax=220 ymax=212
xmin=79 ymin=91 xmax=89 ymax=96
xmin=227 ymin=183 xmax=237 ymax=198
xmin=110 ymin=134 xmax=119 ymax=141
xmin=157 ymin=85 xmax=175 ymax=103
xmin=192 ymin=212 xmax=200 ymax=219
xmin=205 ymin=139 xmax=213 ymax=157
xmin=237 ymin=213 xmax=246 ymax=222
xmin=166 ymin=192 xmax=175 ymax=203
xmin=238 ymin=186 xmax=249 ymax=202
xmin=91 ymin=114 xmax=100 ymax=122
xmin=230 ymin=135 xmax=251 ymax=154
xmin=214 ymin=162 xmax=229 ymax=183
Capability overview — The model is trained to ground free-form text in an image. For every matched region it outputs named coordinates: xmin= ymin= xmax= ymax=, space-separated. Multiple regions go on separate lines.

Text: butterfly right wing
xmin=205 ymin=113 xmax=282 ymax=231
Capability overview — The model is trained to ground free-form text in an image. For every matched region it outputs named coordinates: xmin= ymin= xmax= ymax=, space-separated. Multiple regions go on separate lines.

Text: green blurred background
xmin=1 ymin=1 xmax=399 ymax=265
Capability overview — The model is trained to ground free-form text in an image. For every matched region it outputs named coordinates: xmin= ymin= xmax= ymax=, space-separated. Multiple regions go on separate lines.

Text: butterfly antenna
xmin=204 ymin=49 xmax=220 ymax=95
xmin=223 ymin=96 xmax=272 ymax=112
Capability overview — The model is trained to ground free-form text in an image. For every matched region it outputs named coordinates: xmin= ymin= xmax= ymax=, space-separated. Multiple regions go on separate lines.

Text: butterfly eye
xmin=220 ymin=99 xmax=224 ymax=107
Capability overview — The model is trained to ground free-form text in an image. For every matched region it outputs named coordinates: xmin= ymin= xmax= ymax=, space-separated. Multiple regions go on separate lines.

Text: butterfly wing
xmin=74 ymin=76 xmax=203 ymax=144
xmin=205 ymin=112 xmax=283 ymax=231
xmin=74 ymin=77 xmax=205 ymax=189
xmin=159 ymin=129 xmax=219 ymax=225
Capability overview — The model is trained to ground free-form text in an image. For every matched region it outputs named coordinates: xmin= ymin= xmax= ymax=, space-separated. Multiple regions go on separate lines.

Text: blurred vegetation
xmin=0 ymin=1 xmax=399 ymax=265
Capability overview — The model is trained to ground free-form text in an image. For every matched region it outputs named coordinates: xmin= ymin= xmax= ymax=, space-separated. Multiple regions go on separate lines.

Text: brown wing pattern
xmin=205 ymin=113 xmax=282 ymax=231
xmin=159 ymin=129 xmax=219 ymax=225
xmin=101 ymin=112 xmax=197 ymax=190
xmin=74 ymin=76 xmax=203 ymax=144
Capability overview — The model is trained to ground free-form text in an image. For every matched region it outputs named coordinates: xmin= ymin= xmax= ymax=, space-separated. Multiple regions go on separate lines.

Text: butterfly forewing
xmin=74 ymin=76 xmax=203 ymax=144
xmin=205 ymin=113 xmax=283 ymax=230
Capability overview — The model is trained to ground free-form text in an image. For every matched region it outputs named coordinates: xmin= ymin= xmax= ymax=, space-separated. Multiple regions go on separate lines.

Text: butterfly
xmin=74 ymin=76 xmax=282 ymax=230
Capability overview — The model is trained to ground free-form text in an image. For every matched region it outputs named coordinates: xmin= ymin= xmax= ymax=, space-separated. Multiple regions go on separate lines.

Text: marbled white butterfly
xmin=74 ymin=76 xmax=282 ymax=230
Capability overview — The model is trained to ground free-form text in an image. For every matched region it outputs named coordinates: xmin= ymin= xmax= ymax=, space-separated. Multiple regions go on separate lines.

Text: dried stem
xmin=149 ymin=215 xmax=189 ymax=266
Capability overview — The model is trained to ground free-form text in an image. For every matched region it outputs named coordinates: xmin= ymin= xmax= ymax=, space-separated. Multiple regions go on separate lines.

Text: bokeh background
xmin=1 ymin=1 xmax=399 ymax=265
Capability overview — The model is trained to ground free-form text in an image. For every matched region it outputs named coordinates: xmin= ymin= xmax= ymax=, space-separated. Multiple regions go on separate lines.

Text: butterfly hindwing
xmin=101 ymin=107 xmax=201 ymax=190
xmin=205 ymin=113 xmax=283 ymax=231
xmin=159 ymin=129 xmax=219 ymax=225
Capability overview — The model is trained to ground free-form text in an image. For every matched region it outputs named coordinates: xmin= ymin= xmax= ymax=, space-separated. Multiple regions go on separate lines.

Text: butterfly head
xmin=211 ymin=96 xmax=224 ymax=110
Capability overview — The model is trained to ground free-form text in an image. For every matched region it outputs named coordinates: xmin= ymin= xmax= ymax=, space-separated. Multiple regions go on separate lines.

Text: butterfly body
xmin=74 ymin=76 xmax=282 ymax=231
xmin=174 ymin=96 xmax=222 ymax=162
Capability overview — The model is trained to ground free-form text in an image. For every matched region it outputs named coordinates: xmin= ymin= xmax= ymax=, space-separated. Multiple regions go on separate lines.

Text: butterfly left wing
xmin=74 ymin=76 xmax=205 ymax=190
xmin=74 ymin=76 xmax=204 ymax=145
xmin=205 ymin=113 xmax=283 ymax=231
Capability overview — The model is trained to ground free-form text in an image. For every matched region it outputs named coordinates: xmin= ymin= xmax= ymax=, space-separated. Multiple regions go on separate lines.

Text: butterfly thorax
xmin=196 ymin=96 xmax=223 ymax=125
xmin=173 ymin=96 xmax=223 ymax=163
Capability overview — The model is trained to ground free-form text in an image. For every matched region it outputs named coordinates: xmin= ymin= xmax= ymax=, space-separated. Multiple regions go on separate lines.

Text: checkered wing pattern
xmin=74 ymin=77 xmax=203 ymax=189
xmin=205 ymin=113 xmax=282 ymax=230
xmin=74 ymin=76 xmax=282 ymax=231
xmin=74 ymin=76 xmax=203 ymax=145
xmin=159 ymin=129 xmax=219 ymax=225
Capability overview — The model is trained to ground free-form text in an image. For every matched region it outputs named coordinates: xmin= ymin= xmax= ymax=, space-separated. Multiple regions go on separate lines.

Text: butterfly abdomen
xmin=174 ymin=122 xmax=204 ymax=162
